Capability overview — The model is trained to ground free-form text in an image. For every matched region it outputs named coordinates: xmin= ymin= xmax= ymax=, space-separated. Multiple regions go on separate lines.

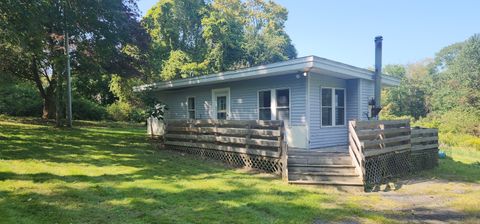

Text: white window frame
xmin=187 ymin=96 xmax=196 ymax=119
xmin=256 ymin=87 xmax=291 ymax=124
xmin=321 ymin=87 xmax=346 ymax=127
xmin=257 ymin=89 xmax=273 ymax=120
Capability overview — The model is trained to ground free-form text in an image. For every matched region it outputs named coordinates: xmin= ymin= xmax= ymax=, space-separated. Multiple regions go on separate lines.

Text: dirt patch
xmin=347 ymin=178 xmax=480 ymax=223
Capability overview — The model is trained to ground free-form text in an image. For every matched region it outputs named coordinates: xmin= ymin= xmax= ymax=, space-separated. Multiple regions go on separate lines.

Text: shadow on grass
xmin=2 ymin=118 xmax=476 ymax=223
xmin=0 ymin=119 xmax=396 ymax=223
xmin=0 ymin=177 xmax=387 ymax=223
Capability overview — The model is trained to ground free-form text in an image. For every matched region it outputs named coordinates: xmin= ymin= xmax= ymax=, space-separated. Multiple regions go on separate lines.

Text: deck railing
xmin=349 ymin=120 xmax=438 ymax=186
xmin=164 ymin=119 xmax=288 ymax=178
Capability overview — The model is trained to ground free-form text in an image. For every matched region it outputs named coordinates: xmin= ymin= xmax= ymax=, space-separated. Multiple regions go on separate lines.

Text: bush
xmin=73 ymin=98 xmax=108 ymax=121
xmin=106 ymin=101 xmax=145 ymax=122
xmin=415 ymin=109 xmax=480 ymax=136
xmin=106 ymin=101 xmax=131 ymax=121
xmin=413 ymin=109 xmax=480 ymax=151
xmin=0 ymin=82 xmax=42 ymax=117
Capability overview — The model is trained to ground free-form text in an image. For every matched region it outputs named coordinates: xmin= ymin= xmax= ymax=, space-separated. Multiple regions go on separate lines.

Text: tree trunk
xmin=31 ymin=57 xmax=56 ymax=120
xmin=42 ymin=86 xmax=56 ymax=119
xmin=54 ymin=67 xmax=64 ymax=127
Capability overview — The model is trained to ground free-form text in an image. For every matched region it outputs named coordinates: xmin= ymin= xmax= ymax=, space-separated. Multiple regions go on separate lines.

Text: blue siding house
xmin=137 ymin=56 xmax=399 ymax=150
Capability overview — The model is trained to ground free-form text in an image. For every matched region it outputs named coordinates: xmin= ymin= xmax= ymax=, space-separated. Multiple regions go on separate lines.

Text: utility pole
xmin=64 ymin=2 xmax=72 ymax=127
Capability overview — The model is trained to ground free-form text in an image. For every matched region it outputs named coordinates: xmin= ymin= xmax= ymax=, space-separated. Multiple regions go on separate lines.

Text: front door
xmin=212 ymin=88 xmax=230 ymax=120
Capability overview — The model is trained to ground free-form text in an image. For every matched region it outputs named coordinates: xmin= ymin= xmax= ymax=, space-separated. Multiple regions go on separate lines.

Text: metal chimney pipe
xmin=374 ymin=36 xmax=383 ymax=110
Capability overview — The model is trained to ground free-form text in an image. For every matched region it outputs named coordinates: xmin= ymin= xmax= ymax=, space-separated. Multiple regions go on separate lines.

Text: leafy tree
xmin=243 ymin=0 xmax=296 ymax=66
xmin=430 ymin=34 xmax=480 ymax=111
xmin=382 ymin=61 xmax=432 ymax=119
xmin=0 ymin=0 xmax=149 ymax=126
xmin=143 ymin=0 xmax=207 ymax=80
xmin=143 ymin=0 xmax=297 ymax=81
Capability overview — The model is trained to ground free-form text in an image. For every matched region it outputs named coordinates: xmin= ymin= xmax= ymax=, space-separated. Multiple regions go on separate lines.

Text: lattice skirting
xmin=364 ymin=150 xmax=412 ymax=185
xmin=167 ymin=145 xmax=285 ymax=175
xmin=410 ymin=148 xmax=439 ymax=172
xmin=364 ymin=148 xmax=439 ymax=185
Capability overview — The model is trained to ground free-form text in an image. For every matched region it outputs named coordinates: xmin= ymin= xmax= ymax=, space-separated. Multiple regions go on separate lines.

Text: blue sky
xmin=137 ymin=0 xmax=479 ymax=68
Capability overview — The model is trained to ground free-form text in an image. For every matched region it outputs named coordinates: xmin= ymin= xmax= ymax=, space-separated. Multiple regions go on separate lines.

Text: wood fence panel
xmin=163 ymin=119 xmax=286 ymax=175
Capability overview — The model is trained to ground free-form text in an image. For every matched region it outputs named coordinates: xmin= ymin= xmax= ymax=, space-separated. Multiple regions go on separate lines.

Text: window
xmin=335 ymin=89 xmax=345 ymax=125
xmin=216 ymin=96 xmax=227 ymax=120
xmin=187 ymin=97 xmax=195 ymax=119
xmin=257 ymin=88 xmax=290 ymax=123
xmin=258 ymin=90 xmax=271 ymax=120
xmin=321 ymin=88 xmax=345 ymax=126
xmin=321 ymin=89 xmax=332 ymax=126
xmin=276 ymin=89 xmax=290 ymax=124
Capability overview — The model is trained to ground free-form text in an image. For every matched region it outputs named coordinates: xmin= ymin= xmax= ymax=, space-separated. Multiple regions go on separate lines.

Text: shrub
xmin=415 ymin=109 xmax=480 ymax=136
xmin=73 ymin=98 xmax=108 ymax=121
xmin=0 ymin=82 xmax=42 ymax=117
xmin=106 ymin=101 xmax=137 ymax=121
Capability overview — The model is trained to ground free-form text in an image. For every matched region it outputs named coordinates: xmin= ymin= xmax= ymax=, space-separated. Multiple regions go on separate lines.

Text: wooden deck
xmin=160 ymin=119 xmax=439 ymax=190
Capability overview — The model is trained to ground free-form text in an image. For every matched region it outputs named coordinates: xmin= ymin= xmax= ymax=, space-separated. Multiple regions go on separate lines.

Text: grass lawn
xmin=0 ymin=117 xmax=479 ymax=223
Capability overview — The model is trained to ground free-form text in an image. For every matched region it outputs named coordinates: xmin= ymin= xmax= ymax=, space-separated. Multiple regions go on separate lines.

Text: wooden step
xmin=288 ymin=173 xmax=363 ymax=184
xmin=288 ymin=156 xmax=353 ymax=165
xmin=287 ymin=165 xmax=356 ymax=174
xmin=288 ymin=150 xmax=349 ymax=156
xmin=288 ymin=180 xmax=364 ymax=186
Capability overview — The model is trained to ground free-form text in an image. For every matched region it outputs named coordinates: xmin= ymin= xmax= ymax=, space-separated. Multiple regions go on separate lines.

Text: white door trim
xmin=211 ymin=88 xmax=231 ymax=120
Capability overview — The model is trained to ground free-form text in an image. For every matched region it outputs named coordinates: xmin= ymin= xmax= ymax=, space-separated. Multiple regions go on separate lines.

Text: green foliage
xmin=414 ymin=109 xmax=480 ymax=136
xmin=0 ymin=82 xmax=42 ymax=117
xmin=0 ymin=0 xmax=149 ymax=123
xmin=410 ymin=109 xmax=480 ymax=151
xmin=106 ymin=101 xmax=134 ymax=122
xmin=72 ymin=98 xmax=108 ymax=121
xmin=143 ymin=0 xmax=297 ymax=81
xmin=382 ymin=60 xmax=432 ymax=119
xmin=430 ymin=34 xmax=480 ymax=112
xmin=160 ymin=50 xmax=208 ymax=80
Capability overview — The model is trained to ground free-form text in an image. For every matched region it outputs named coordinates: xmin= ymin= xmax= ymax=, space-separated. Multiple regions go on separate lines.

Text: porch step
xmin=287 ymin=148 xmax=363 ymax=187
xmin=288 ymin=179 xmax=364 ymax=186
xmin=288 ymin=172 xmax=363 ymax=186
xmin=292 ymin=145 xmax=349 ymax=153
xmin=288 ymin=154 xmax=352 ymax=165
xmin=288 ymin=164 xmax=356 ymax=174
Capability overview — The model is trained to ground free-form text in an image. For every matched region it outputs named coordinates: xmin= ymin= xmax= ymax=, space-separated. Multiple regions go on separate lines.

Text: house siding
xmin=308 ymin=73 xmax=362 ymax=149
xmin=158 ymin=74 xmax=307 ymax=126
xmin=346 ymin=79 xmax=360 ymax=121
xmin=157 ymin=72 xmax=374 ymax=150
xmin=359 ymin=79 xmax=375 ymax=121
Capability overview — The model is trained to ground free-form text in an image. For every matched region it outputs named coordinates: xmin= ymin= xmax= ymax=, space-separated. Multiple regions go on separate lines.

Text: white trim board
xmin=134 ymin=56 xmax=400 ymax=92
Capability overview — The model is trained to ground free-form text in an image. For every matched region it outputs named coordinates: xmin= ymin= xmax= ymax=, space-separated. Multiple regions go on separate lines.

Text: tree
xmin=143 ymin=0 xmax=207 ymax=80
xmin=0 ymin=0 xmax=149 ymax=126
xmin=242 ymin=0 xmax=296 ymax=66
xmin=143 ymin=0 xmax=297 ymax=81
xmin=430 ymin=34 xmax=480 ymax=112
xmin=382 ymin=61 xmax=432 ymax=119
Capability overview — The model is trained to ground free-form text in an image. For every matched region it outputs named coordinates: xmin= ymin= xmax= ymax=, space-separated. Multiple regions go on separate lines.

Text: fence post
xmin=279 ymin=122 xmax=288 ymax=181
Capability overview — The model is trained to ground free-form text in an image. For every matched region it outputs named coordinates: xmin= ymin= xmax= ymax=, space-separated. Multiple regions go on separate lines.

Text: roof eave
xmin=133 ymin=56 xmax=401 ymax=92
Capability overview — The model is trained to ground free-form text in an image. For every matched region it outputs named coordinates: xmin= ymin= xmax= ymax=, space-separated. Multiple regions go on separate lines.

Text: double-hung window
xmin=187 ymin=97 xmax=195 ymax=119
xmin=257 ymin=89 xmax=290 ymax=124
xmin=321 ymin=88 xmax=345 ymax=126
xmin=258 ymin=90 xmax=271 ymax=120
xmin=276 ymin=89 xmax=290 ymax=124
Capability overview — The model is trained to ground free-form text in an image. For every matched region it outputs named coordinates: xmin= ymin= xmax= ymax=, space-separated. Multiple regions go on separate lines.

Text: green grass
xmin=0 ymin=117 xmax=479 ymax=223
xmin=416 ymin=146 xmax=480 ymax=183
xmin=0 ymin=118 xmax=391 ymax=223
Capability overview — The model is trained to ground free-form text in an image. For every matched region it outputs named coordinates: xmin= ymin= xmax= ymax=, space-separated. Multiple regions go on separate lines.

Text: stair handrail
xmin=348 ymin=121 xmax=365 ymax=182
